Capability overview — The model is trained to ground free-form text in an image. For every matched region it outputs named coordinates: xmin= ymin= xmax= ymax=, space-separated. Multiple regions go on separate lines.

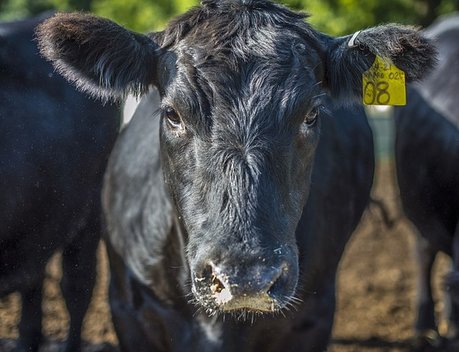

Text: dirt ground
xmin=0 ymin=160 xmax=451 ymax=352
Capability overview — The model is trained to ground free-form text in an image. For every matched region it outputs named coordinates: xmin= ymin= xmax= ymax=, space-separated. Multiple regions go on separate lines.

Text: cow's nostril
xmin=201 ymin=263 xmax=213 ymax=280
xmin=211 ymin=273 xmax=225 ymax=294
xmin=196 ymin=263 xmax=234 ymax=304
xmin=197 ymin=263 xmax=228 ymax=294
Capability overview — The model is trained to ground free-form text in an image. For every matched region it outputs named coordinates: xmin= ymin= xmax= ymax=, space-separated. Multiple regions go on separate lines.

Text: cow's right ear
xmin=37 ymin=12 xmax=160 ymax=101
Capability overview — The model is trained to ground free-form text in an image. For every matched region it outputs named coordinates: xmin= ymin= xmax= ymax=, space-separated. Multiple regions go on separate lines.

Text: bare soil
xmin=0 ymin=161 xmax=451 ymax=351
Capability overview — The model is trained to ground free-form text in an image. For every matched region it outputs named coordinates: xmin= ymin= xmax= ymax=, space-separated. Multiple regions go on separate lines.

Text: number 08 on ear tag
xmin=362 ymin=55 xmax=406 ymax=106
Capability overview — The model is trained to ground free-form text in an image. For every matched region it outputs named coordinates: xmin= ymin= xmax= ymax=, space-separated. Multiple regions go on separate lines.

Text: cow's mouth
xmin=217 ymin=295 xmax=278 ymax=313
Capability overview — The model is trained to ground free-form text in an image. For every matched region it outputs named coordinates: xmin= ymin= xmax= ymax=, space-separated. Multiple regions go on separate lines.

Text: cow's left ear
xmin=37 ymin=12 xmax=160 ymax=101
xmin=321 ymin=24 xmax=437 ymax=102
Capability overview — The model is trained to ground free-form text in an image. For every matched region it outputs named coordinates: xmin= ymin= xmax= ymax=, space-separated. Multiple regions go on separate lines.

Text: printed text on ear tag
xmin=362 ymin=55 xmax=406 ymax=106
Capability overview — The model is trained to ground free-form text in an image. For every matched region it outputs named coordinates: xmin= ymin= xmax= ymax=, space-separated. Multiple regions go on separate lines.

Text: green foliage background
xmin=0 ymin=0 xmax=457 ymax=35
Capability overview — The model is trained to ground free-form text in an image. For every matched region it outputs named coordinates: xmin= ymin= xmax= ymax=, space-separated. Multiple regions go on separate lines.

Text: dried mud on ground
xmin=0 ymin=161 xmax=451 ymax=352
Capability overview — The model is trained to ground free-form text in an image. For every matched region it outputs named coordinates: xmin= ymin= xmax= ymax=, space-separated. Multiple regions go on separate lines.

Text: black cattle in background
xmin=0 ymin=14 xmax=120 ymax=352
xmin=394 ymin=13 xmax=459 ymax=349
xmin=37 ymin=0 xmax=436 ymax=351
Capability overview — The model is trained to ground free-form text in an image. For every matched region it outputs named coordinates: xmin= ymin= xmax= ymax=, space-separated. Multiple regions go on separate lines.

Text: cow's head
xmin=37 ymin=0 xmax=436 ymax=316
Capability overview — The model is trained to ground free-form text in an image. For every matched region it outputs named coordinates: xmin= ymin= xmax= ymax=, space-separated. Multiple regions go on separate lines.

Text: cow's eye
xmin=304 ymin=109 xmax=318 ymax=127
xmin=163 ymin=106 xmax=183 ymax=129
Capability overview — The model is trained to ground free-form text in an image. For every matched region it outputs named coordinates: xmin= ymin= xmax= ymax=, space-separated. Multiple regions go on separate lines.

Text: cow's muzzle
xmin=191 ymin=257 xmax=297 ymax=315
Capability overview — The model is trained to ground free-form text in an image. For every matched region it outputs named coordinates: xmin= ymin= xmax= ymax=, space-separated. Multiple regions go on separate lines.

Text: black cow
xmin=394 ymin=14 xmax=459 ymax=348
xmin=0 ymin=14 xmax=120 ymax=352
xmin=37 ymin=1 xmax=436 ymax=351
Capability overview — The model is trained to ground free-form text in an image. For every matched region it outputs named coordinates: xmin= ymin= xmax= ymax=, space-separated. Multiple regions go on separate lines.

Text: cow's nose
xmin=193 ymin=261 xmax=290 ymax=312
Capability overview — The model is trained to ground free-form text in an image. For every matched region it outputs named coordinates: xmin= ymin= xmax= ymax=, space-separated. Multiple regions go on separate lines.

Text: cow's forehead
xmin=157 ymin=1 xmax=325 ymax=129
xmin=177 ymin=45 xmax=319 ymax=104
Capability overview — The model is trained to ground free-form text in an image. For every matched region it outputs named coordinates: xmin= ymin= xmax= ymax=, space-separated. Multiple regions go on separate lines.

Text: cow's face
xmin=156 ymin=10 xmax=324 ymax=314
xmin=37 ymin=0 xmax=436 ymax=317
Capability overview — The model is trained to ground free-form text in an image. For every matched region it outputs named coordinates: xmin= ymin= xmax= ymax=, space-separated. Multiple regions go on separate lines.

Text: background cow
xmin=0 ymin=14 xmax=120 ymax=352
xmin=394 ymin=13 xmax=459 ymax=350
xmin=37 ymin=0 xmax=436 ymax=351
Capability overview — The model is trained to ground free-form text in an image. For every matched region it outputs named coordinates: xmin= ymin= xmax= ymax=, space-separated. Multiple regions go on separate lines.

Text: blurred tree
xmin=1 ymin=0 xmax=96 ymax=19
xmin=283 ymin=0 xmax=457 ymax=35
xmin=91 ymin=0 xmax=188 ymax=32
xmin=68 ymin=0 xmax=91 ymax=11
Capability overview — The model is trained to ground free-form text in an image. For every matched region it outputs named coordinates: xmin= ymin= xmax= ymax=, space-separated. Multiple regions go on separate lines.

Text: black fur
xmin=0 ymin=14 xmax=119 ymax=352
xmin=37 ymin=12 xmax=159 ymax=101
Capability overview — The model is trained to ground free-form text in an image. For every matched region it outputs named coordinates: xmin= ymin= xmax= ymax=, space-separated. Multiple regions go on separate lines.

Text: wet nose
xmin=193 ymin=260 xmax=291 ymax=312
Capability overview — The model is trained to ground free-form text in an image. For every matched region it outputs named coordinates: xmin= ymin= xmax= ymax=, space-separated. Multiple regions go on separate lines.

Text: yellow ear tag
xmin=362 ymin=55 xmax=406 ymax=106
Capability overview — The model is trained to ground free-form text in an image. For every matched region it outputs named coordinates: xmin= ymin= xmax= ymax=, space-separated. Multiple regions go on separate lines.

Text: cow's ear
xmin=321 ymin=24 xmax=437 ymax=102
xmin=36 ymin=12 xmax=160 ymax=101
